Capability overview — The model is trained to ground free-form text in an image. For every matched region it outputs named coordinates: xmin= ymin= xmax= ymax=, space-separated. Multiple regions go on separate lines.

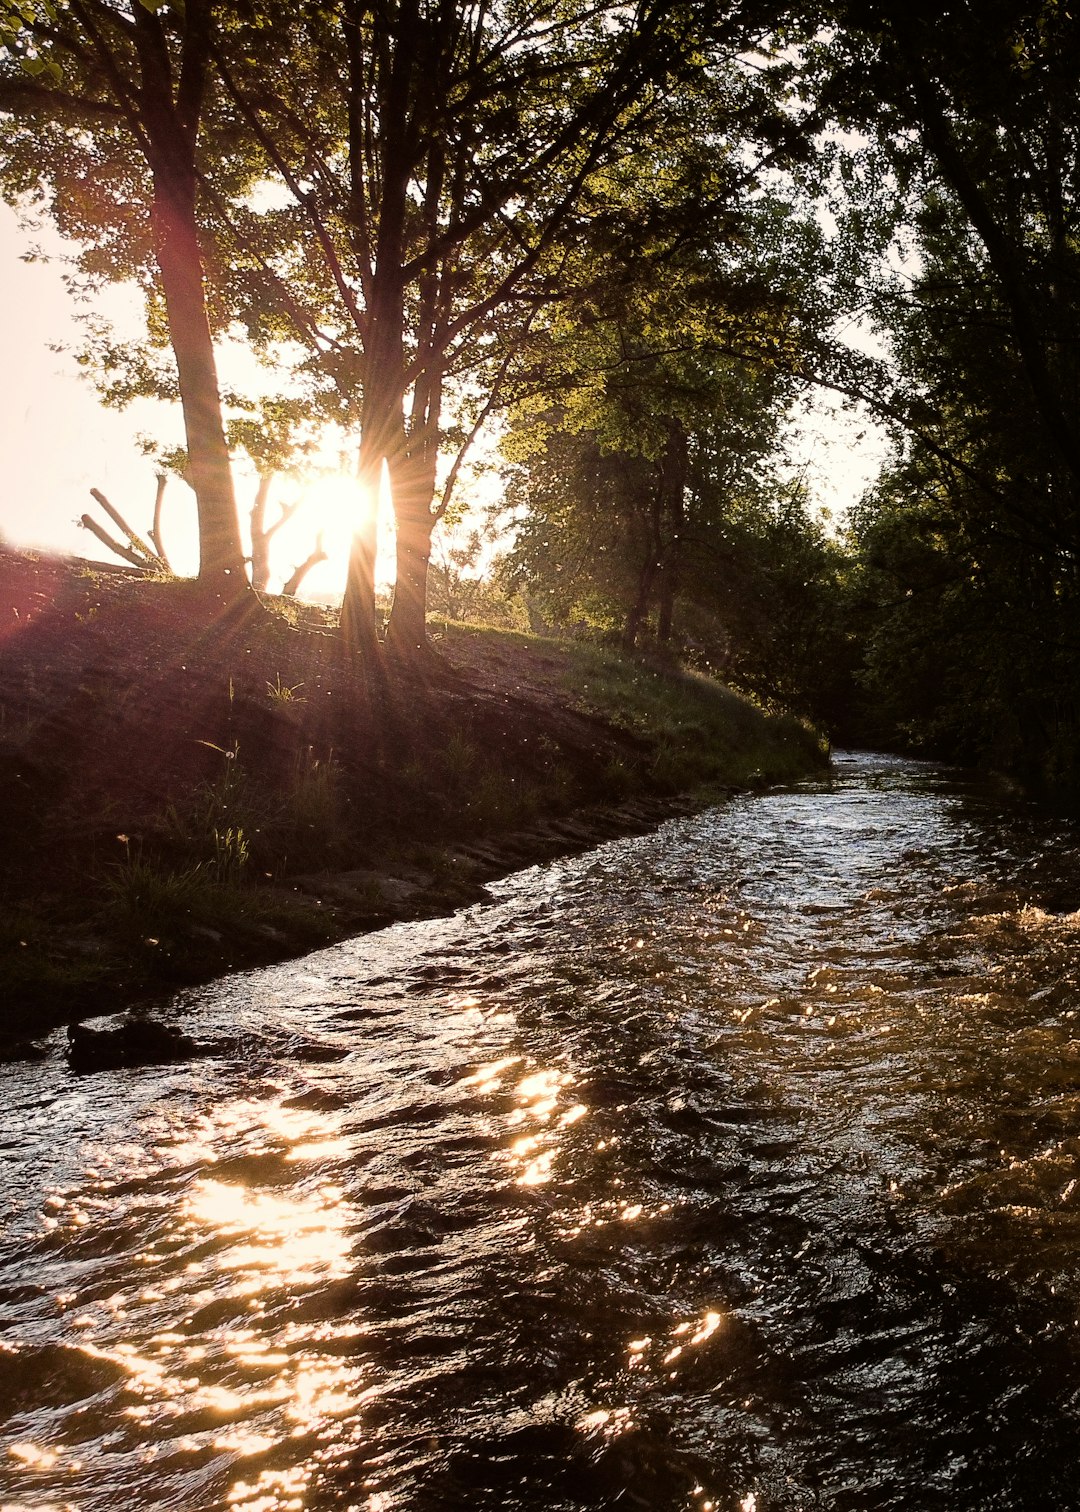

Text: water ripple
xmin=6 ymin=754 xmax=1080 ymax=1508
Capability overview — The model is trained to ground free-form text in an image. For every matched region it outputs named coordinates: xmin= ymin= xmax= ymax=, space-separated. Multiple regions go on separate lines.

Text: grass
xmin=1 ymin=569 xmax=829 ymax=1042
xmin=559 ymin=641 xmax=826 ymax=787
xmin=442 ymin=627 xmax=826 ymax=793
xmin=98 ymin=847 xmax=333 ymax=983
xmin=398 ymin=727 xmax=549 ymax=836
xmin=267 ymin=673 xmax=306 ymax=704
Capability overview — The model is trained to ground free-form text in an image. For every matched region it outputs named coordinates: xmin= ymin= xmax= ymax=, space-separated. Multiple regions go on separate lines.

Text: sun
xmin=304 ymin=471 xmax=372 ymax=551
xmin=268 ymin=463 xmax=396 ymax=602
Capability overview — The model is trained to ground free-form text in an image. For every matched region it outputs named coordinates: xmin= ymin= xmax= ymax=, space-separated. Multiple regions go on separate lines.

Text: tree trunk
xmin=656 ymin=419 xmax=688 ymax=644
xmin=339 ymin=435 xmax=381 ymax=662
xmin=384 ymin=441 xmax=437 ymax=659
xmin=249 ymin=473 xmax=273 ymax=591
xmin=657 ymin=568 xmax=676 ymax=643
xmin=282 ymin=536 xmax=328 ymax=596
xmin=79 ymin=514 xmax=147 ymax=568
xmin=151 ymin=165 xmax=246 ymax=597
xmin=384 ymin=511 xmax=433 ymax=658
xmin=623 ymin=554 xmax=659 ymax=649
xmin=624 ymin=476 xmax=669 ymax=649
xmin=340 ymin=112 xmax=411 ymax=664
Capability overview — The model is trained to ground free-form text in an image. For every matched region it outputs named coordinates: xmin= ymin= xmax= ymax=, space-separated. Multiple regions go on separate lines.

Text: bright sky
xmin=0 ymin=204 xmax=382 ymax=598
xmin=1 ymin=203 xmax=888 ymax=586
xmin=0 ymin=204 xmax=187 ymax=565
xmin=785 ymin=387 xmax=891 ymax=529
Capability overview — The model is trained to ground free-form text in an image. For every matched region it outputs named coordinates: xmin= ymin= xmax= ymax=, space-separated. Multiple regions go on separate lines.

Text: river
xmin=4 ymin=752 xmax=1080 ymax=1511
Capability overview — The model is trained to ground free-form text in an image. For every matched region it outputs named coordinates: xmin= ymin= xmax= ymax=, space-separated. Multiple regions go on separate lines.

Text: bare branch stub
xmin=83 ymin=484 xmax=170 ymax=571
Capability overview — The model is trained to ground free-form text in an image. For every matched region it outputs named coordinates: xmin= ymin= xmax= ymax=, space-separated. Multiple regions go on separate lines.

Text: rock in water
xmin=66 ymin=1018 xmax=208 ymax=1073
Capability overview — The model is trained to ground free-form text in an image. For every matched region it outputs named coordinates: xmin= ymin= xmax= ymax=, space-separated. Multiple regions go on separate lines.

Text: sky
xmin=0 ymin=204 xmax=374 ymax=597
xmin=1 ymin=202 xmax=890 ymax=590
xmin=0 ymin=204 xmax=190 ymax=566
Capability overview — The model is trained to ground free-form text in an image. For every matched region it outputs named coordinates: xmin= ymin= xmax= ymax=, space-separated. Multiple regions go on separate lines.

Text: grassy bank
xmin=0 ymin=551 xmax=826 ymax=1043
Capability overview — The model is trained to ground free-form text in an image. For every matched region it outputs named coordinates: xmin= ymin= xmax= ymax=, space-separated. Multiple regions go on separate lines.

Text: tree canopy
xmin=5 ymin=0 xmax=1080 ymax=795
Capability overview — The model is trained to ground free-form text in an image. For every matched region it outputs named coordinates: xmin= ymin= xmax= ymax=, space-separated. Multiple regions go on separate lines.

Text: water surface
xmin=5 ymin=752 xmax=1080 ymax=1510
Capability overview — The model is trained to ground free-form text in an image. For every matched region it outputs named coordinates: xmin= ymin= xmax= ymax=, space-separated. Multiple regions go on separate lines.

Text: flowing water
xmin=6 ymin=752 xmax=1080 ymax=1511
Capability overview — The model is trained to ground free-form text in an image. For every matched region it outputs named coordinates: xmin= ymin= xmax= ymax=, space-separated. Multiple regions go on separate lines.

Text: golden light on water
xmin=514 ymin=1140 xmax=555 ymax=1187
xmin=685 ymin=1310 xmax=722 ymax=1345
xmin=458 ymin=1054 xmax=593 ymax=1187
xmin=227 ymin=1463 xmax=308 ymax=1511
xmin=12 ymin=756 xmax=1080 ymax=1512
xmin=512 ymin=1068 xmax=566 ymax=1120
xmin=187 ymin=1180 xmax=352 ymax=1283
xmin=459 ymin=1055 xmax=523 ymax=1093
xmin=495 ymin=1064 xmax=587 ymax=1186
xmin=286 ymin=1138 xmax=352 ymax=1162
xmin=213 ymin=1426 xmax=279 ymax=1456
xmin=625 ymin=1308 xmax=724 ymax=1371
xmin=579 ymin=1405 xmax=634 ymax=1435
xmin=11 ymin=1093 xmax=370 ymax=1512
xmin=8 ymin=1441 xmax=62 ymax=1469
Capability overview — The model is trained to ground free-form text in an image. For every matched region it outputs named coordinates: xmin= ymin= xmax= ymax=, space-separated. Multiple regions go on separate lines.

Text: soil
xmin=0 ymin=549 xmax=717 ymax=1046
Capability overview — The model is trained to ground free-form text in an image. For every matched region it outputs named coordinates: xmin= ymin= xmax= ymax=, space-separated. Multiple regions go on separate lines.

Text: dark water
xmin=5 ymin=752 xmax=1080 ymax=1511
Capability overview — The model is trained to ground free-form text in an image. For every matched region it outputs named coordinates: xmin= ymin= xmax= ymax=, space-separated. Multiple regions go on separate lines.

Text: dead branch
xmin=282 ymin=533 xmax=328 ymax=597
xmin=79 ymin=514 xmax=148 ymax=568
xmin=87 ymin=487 xmax=169 ymax=570
xmin=149 ymin=475 xmax=173 ymax=570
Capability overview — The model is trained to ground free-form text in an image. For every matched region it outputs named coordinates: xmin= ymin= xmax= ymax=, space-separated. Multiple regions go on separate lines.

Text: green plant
xmin=283 ymin=750 xmax=347 ymax=864
xmin=211 ymin=825 xmax=250 ymax=883
xmin=103 ymin=849 xmax=207 ymax=930
xmin=601 ymin=756 xmax=634 ymax=800
xmin=467 ymin=770 xmax=517 ymax=829
xmin=267 ymin=673 xmax=306 ymax=704
xmin=442 ymin=729 xmax=478 ymax=789
xmin=167 ymin=742 xmax=271 ymax=855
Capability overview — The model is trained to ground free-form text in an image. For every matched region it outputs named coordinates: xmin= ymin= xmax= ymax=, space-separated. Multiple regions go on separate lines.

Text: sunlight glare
xmin=188 ymin=1179 xmax=352 ymax=1284
xmin=294 ymin=462 xmax=396 ymax=601
xmin=493 ymin=1063 xmax=587 ymax=1187
xmin=305 ymin=471 xmax=372 ymax=550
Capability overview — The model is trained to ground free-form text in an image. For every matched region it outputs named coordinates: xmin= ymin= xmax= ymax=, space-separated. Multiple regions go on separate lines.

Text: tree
xmin=202 ymin=0 xmax=814 ymax=662
xmin=813 ymin=0 xmax=1080 ymax=527
xmin=499 ymin=92 xmax=840 ymax=677
xmin=841 ymin=199 xmax=1080 ymax=783
xmin=4 ymin=1 xmax=830 ymax=664
xmin=0 ymin=0 xmax=255 ymax=595
xmin=810 ymin=1 xmax=1080 ymax=784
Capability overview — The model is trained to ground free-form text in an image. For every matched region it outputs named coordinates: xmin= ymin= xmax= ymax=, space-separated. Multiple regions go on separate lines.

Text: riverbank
xmin=0 ymin=548 xmax=826 ymax=1045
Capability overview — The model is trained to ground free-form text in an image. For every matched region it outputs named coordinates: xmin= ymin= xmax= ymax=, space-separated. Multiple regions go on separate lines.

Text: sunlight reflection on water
xmin=2 ymin=1085 xmax=372 ymax=1512
xmin=7 ymin=755 xmax=1080 ymax=1509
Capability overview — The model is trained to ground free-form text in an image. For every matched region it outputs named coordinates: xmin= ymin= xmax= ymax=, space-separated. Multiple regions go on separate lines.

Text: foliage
xmin=814 ymin=1 xmax=1080 ymax=789
xmin=426 ymin=527 xmax=531 ymax=630
xmin=493 ymin=76 xmax=861 ymax=726
xmin=503 ymin=409 xmax=853 ymax=727
xmin=845 ymin=444 xmax=1080 ymax=787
